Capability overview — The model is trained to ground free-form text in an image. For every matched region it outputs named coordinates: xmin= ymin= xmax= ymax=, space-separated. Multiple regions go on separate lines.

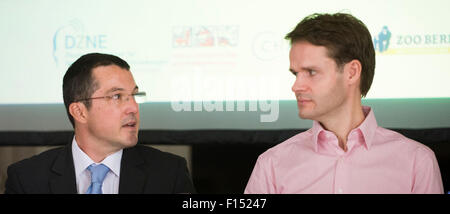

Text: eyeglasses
xmin=74 ymin=91 xmax=147 ymax=104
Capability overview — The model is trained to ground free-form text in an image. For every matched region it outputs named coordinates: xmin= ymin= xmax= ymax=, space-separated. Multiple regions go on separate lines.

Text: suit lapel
xmin=118 ymin=147 xmax=146 ymax=194
xmin=49 ymin=143 xmax=78 ymax=194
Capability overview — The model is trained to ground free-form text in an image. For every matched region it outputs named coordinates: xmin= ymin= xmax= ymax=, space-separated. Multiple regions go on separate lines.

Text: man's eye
xmin=112 ymin=94 xmax=122 ymax=100
xmin=309 ymin=70 xmax=317 ymax=75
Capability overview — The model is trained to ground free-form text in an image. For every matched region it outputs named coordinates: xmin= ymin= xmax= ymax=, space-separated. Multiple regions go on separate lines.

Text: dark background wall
xmin=1 ymin=129 xmax=448 ymax=193
xmin=190 ymin=129 xmax=450 ymax=193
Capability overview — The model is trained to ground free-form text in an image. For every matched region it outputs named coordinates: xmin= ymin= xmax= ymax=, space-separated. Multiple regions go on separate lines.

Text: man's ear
xmin=69 ymin=102 xmax=88 ymax=124
xmin=345 ymin=59 xmax=362 ymax=86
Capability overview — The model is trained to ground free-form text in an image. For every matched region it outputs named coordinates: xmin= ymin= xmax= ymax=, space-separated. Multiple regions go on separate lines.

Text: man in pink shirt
xmin=245 ymin=13 xmax=444 ymax=194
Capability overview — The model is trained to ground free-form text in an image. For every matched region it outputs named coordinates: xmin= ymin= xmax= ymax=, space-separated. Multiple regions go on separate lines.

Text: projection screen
xmin=1 ymin=0 xmax=449 ymax=131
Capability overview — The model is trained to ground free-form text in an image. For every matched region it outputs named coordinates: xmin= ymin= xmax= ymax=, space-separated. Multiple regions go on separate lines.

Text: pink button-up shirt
xmin=245 ymin=106 xmax=444 ymax=194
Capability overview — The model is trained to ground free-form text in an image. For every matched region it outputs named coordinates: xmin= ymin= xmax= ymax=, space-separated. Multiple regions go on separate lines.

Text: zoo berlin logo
xmin=373 ymin=25 xmax=450 ymax=54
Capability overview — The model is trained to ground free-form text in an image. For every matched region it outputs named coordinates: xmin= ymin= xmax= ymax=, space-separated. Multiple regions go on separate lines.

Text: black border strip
xmin=0 ymin=128 xmax=448 ymax=146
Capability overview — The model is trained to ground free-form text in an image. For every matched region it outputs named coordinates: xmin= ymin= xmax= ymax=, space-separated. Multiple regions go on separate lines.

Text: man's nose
xmin=291 ymin=74 xmax=308 ymax=93
xmin=124 ymin=95 xmax=139 ymax=114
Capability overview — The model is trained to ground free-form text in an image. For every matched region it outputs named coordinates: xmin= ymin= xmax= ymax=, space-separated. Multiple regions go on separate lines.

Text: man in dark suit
xmin=4 ymin=53 xmax=196 ymax=194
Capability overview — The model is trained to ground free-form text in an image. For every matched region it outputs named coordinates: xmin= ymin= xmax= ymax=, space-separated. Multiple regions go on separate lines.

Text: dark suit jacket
xmin=4 ymin=143 xmax=196 ymax=194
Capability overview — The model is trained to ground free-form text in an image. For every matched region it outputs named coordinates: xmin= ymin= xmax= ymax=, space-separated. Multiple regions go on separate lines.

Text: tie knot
xmin=87 ymin=163 xmax=110 ymax=184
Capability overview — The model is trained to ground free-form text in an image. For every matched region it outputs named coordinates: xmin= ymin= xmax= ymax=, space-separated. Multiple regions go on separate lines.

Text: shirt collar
xmin=358 ymin=106 xmax=378 ymax=150
xmin=311 ymin=106 xmax=378 ymax=152
xmin=71 ymin=136 xmax=123 ymax=177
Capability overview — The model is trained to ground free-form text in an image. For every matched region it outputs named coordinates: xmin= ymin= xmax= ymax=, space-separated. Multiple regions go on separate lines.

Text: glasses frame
xmin=73 ymin=91 xmax=147 ymax=103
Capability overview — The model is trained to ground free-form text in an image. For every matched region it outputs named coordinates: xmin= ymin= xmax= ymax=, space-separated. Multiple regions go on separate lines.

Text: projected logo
xmin=374 ymin=26 xmax=391 ymax=53
xmin=252 ymin=32 xmax=288 ymax=61
xmin=172 ymin=26 xmax=238 ymax=48
xmin=373 ymin=25 xmax=450 ymax=54
xmin=53 ymin=20 xmax=108 ymax=67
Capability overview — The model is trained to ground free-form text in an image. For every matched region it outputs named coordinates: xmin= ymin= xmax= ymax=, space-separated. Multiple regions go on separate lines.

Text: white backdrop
xmin=1 ymin=0 xmax=449 ymax=104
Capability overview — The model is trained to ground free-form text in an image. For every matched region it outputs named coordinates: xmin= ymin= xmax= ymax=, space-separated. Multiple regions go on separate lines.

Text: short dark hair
xmin=285 ymin=13 xmax=375 ymax=97
xmin=63 ymin=53 xmax=130 ymax=127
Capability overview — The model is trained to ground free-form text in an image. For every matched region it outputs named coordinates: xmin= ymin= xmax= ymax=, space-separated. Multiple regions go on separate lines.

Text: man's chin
xmin=121 ymin=135 xmax=138 ymax=148
xmin=298 ymin=110 xmax=314 ymax=120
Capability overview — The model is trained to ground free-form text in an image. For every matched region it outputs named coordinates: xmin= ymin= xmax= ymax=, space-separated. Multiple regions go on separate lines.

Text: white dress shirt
xmin=72 ymin=137 xmax=122 ymax=194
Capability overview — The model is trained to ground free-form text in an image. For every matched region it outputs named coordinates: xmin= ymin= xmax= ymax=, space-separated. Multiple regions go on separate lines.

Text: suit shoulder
xmin=132 ymin=144 xmax=186 ymax=162
xmin=8 ymin=146 xmax=65 ymax=171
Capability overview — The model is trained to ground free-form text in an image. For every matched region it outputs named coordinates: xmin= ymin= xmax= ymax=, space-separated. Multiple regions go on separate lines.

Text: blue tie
xmin=85 ymin=163 xmax=110 ymax=194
